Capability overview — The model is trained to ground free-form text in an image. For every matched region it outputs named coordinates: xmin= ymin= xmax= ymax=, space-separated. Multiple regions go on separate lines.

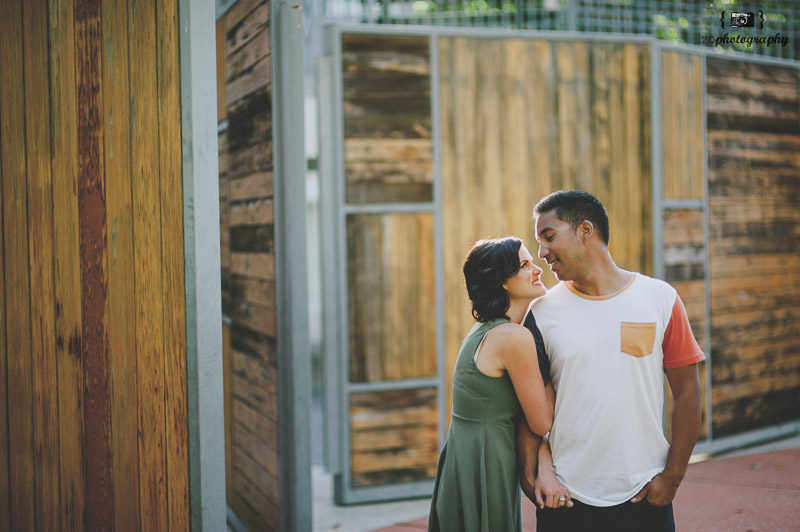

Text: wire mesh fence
xmin=320 ymin=0 xmax=800 ymax=61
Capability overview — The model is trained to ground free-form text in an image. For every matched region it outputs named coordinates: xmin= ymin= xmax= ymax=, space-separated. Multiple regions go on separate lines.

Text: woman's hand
xmin=534 ymin=468 xmax=573 ymax=509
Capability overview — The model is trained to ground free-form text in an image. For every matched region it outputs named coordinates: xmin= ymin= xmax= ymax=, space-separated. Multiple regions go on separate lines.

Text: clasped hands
xmin=528 ymin=471 xmax=679 ymax=510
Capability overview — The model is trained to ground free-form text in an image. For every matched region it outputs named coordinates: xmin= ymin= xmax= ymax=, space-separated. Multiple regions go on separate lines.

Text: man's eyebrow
xmin=537 ymin=226 xmax=554 ymax=236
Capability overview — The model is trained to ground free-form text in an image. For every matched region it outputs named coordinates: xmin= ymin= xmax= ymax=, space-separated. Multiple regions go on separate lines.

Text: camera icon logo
xmin=720 ymin=10 xmax=765 ymax=29
xmin=731 ymin=11 xmax=755 ymax=27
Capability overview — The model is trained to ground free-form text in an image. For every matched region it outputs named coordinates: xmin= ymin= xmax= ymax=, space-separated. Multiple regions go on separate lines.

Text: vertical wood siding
xmin=346 ymin=213 xmax=437 ymax=383
xmin=217 ymin=0 xmax=280 ymax=529
xmin=706 ymin=58 xmax=800 ymax=437
xmin=0 ymin=0 xmax=190 ymax=530
xmin=439 ymin=37 xmax=652 ymax=419
xmin=1 ymin=0 xmax=35 ymax=528
xmin=662 ymin=51 xmax=704 ymax=200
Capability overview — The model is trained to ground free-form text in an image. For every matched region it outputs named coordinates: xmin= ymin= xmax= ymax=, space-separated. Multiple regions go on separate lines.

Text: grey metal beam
xmin=430 ymin=32 xmax=448 ymax=458
xmin=178 ymin=0 xmax=227 ymax=529
xmin=663 ymin=199 xmax=704 ymax=210
xmin=342 ymin=203 xmax=437 ymax=215
xmin=700 ymin=55 xmax=713 ymax=442
xmin=346 ymin=377 xmax=440 ymax=393
xmin=272 ymin=0 xmax=313 ymax=530
xmin=650 ymin=41 xmax=664 ymax=282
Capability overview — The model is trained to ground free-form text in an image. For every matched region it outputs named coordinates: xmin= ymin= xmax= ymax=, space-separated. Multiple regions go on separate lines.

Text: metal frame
xmin=272 ymin=0 xmax=313 ymax=529
xmin=178 ymin=0 xmax=227 ymax=529
xmin=320 ymin=1 xmax=800 ymax=61
xmin=320 ymin=22 xmax=800 ymax=506
xmin=325 ymin=23 xmax=444 ymax=505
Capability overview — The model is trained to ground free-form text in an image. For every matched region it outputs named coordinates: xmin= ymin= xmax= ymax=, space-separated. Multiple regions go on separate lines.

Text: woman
xmin=428 ymin=237 xmax=553 ymax=532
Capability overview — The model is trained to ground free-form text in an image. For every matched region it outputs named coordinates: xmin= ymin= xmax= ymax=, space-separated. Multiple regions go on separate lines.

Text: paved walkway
xmin=370 ymin=447 xmax=800 ymax=532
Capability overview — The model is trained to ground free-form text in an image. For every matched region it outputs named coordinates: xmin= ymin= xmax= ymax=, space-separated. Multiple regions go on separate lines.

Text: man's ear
xmin=579 ymin=220 xmax=594 ymax=239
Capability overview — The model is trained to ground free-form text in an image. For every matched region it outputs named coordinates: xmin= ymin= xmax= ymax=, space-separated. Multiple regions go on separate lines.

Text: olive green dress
xmin=428 ymin=318 xmax=523 ymax=532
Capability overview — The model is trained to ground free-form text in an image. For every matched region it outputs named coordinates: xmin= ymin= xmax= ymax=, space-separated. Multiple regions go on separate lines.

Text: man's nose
xmin=538 ymin=244 xmax=548 ymax=259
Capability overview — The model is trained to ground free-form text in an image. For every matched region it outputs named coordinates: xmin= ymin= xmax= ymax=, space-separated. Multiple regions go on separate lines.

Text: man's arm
xmin=515 ymin=417 xmax=541 ymax=502
xmin=631 ymin=363 xmax=702 ymax=505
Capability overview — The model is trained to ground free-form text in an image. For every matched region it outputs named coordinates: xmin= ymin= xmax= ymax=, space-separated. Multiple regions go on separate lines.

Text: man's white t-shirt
xmin=530 ymin=273 xmax=705 ymax=506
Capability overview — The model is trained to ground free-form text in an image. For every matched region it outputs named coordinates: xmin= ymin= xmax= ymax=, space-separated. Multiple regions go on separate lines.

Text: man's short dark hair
xmin=533 ymin=190 xmax=610 ymax=245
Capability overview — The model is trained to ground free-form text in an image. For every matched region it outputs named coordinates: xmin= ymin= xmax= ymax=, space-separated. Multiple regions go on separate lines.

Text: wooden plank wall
xmin=706 ymin=57 xmax=800 ymax=437
xmin=0 ymin=0 xmax=190 ymax=530
xmin=663 ymin=209 xmax=708 ymax=440
xmin=350 ymin=388 xmax=439 ymax=487
xmin=439 ymin=37 xmax=652 ymax=417
xmin=217 ymin=0 xmax=280 ymax=530
xmin=342 ymin=34 xmax=433 ymax=203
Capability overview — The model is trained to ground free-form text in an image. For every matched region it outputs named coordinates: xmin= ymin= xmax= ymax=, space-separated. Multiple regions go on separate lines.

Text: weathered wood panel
xmin=1 ymin=0 xmax=35 ymax=528
xmin=76 ymin=1 xmax=114 ymax=529
xmin=663 ymin=208 xmax=708 ymax=440
xmin=439 ymin=37 xmax=651 ymax=418
xmin=347 ymin=213 xmax=437 ymax=382
xmin=220 ymin=1 xmax=281 ymax=528
xmin=707 ymin=57 xmax=800 ymax=437
xmin=342 ymin=34 xmax=433 ymax=203
xmin=350 ymin=388 xmax=439 ymax=487
xmin=662 ymin=51 xmax=704 ymax=199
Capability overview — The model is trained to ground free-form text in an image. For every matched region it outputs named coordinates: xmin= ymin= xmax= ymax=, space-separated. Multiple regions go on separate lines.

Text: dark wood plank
xmin=23 ymin=0 xmax=61 ymax=528
xmin=48 ymin=0 xmax=86 ymax=527
xmin=75 ymin=0 xmax=113 ymax=530
xmin=0 ymin=120 xmax=8 ymax=532
xmin=1 ymin=0 xmax=36 ymax=527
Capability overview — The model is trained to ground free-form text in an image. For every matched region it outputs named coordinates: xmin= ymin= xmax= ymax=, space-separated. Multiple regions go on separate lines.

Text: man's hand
xmin=534 ymin=468 xmax=573 ymax=509
xmin=630 ymin=470 xmax=682 ymax=506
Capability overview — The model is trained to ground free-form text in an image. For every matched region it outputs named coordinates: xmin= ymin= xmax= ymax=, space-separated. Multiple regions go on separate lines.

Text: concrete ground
xmin=308 ymin=434 xmax=800 ymax=532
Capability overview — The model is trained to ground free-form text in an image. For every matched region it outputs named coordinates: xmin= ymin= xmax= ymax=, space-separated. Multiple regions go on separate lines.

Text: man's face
xmin=534 ymin=209 xmax=586 ymax=282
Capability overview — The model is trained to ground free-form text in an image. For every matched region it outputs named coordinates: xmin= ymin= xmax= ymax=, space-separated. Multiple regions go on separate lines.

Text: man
xmin=517 ymin=190 xmax=705 ymax=532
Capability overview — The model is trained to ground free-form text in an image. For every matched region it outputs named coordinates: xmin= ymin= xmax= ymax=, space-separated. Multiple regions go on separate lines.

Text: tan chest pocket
xmin=620 ymin=322 xmax=657 ymax=358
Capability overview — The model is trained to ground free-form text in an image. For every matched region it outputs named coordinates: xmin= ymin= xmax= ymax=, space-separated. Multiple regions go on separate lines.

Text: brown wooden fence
xmin=217 ymin=0 xmax=281 ymax=529
xmin=0 ymin=0 xmax=189 ymax=530
xmin=320 ymin=29 xmax=800 ymax=503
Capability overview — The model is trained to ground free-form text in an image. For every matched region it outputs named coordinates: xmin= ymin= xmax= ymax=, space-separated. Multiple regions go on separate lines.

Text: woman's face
xmin=503 ymin=244 xmax=546 ymax=301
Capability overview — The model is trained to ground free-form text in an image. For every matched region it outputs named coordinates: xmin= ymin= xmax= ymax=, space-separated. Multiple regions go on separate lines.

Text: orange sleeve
xmin=662 ymin=295 xmax=705 ymax=368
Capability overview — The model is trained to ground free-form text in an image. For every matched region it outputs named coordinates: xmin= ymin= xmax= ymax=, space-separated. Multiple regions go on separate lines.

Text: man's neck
xmin=568 ymin=263 xmax=633 ymax=298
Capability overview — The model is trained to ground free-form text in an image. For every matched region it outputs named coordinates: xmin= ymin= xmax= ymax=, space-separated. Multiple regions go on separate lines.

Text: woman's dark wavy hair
xmin=463 ymin=237 xmax=523 ymax=322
